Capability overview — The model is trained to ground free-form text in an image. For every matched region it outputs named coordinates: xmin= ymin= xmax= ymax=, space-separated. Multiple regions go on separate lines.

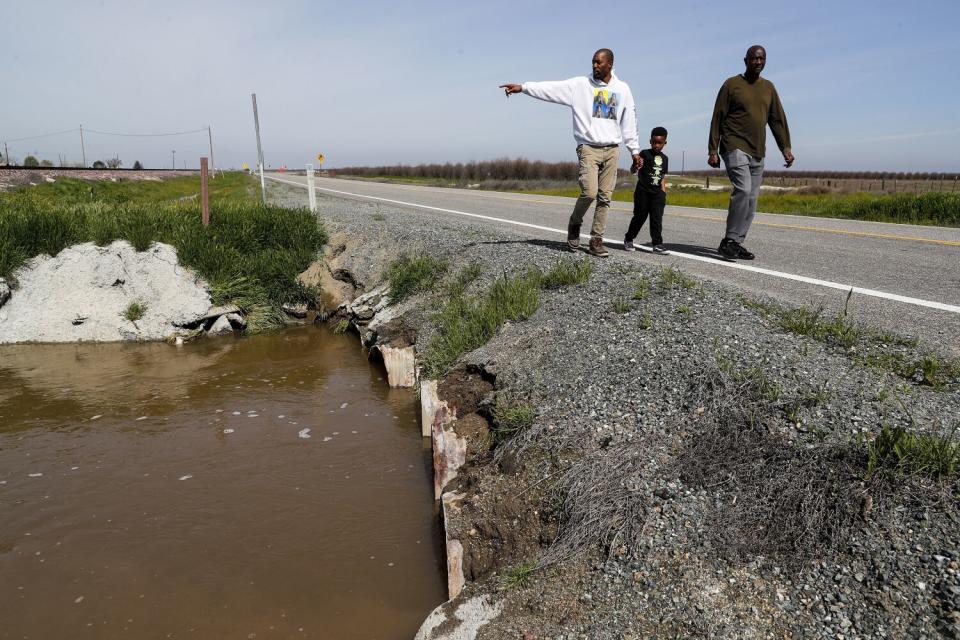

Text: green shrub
xmin=499 ymin=560 xmax=538 ymax=590
xmin=123 ymin=300 xmax=147 ymax=322
xmin=865 ymin=424 xmax=960 ymax=480
xmin=422 ymin=269 xmax=540 ymax=378
xmin=492 ymin=400 xmax=535 ymax=443
xmin=538 ymin=257 xmax=592 ymax=289
xmin=657 ymin=266 xmax=698 ymax=291
xmin=384 ymin=254 xmax=448 ymax=303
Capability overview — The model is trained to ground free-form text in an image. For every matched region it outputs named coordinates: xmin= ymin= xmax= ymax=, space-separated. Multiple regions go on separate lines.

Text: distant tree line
xmin=684 ymin=169 xmax=960 ymax=181
xmin=332 ymin=158 xmax=585 ymax=182
xmin=332 ymin=160 xmax=959 ymax=183
xmin=7 ymin=155 xmax=143 ymax=170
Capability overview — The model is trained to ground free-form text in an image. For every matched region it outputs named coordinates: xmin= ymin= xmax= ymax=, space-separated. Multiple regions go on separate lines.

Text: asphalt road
xmin=267 ymin=174 xmax=960 ymax=355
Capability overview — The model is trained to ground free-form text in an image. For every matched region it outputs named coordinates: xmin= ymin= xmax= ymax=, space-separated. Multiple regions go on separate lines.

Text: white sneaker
xmin=623 ymin=239 xmax=636 ymax=252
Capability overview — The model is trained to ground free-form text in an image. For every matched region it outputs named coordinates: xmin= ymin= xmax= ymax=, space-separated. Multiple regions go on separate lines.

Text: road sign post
xmin=306 ymin=163 xmax=317 ymax=213
xmin=200 ymin=157 xmax=210 ymax=226
xmin=251 ymin=93 xmax=267 ymax=203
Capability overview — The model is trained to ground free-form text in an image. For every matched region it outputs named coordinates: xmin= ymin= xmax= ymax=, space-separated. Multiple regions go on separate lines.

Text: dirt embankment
xmin=272 ymin=182 xmax=960 ymax=640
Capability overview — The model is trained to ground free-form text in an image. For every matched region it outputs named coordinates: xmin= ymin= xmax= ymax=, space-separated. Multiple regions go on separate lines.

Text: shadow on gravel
xmin=466 ymin=238 xmax=573 ymax=253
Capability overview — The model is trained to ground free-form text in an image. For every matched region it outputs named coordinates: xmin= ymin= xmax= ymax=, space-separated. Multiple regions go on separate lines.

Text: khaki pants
xmin=570 ymin=144 xmax=619 ymax=239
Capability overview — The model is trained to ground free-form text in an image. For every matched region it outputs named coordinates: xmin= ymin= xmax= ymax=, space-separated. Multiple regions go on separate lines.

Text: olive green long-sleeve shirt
xmin=708 ymin=74 xmax=791 ymax=158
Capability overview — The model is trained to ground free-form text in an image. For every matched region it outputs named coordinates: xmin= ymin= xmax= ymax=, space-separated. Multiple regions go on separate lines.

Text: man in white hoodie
xmin=500 ymin=48 xmax=641 ymax=257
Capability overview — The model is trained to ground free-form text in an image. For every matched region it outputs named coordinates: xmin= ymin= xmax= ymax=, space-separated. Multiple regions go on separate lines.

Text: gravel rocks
xmin=271 ymin=182 xmax=960 ymax=639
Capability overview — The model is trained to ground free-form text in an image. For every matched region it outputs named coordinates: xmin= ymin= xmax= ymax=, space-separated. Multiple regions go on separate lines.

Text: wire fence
xmin=1 ymin=126 xmax=213 ymax=170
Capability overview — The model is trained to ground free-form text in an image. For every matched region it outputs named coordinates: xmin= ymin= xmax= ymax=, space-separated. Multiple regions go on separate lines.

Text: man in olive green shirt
xmin=708 ymin=45 xmax=795 ymax=260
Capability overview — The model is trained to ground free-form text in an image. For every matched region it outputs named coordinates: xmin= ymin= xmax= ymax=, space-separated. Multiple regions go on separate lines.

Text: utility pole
xmin=172 ymin=150 xmax=176 ymax=170
xmin=207 ymin=125 xmax=216 ymax=178
xmin=251 ymin=93 xmax=266 ymax=203
xmin=681 ymin=150 xmax=685 ymax=177
xmin=3 ymin=142 xmax=8 ymax=166
xmin=79 ymin=125 xmax=87 ymax=167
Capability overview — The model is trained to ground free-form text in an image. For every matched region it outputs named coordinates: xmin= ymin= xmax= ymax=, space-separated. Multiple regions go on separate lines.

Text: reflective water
xmin=0 ymin=327 xmax=445 ymax=639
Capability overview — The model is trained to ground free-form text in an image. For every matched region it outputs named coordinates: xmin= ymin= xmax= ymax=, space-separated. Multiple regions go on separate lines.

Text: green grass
xmin=123 ymin=300 xmax=147 ymax=322
xmin=613 ymin=297 xmax=631 ymax=314
xmin=499 ymin=560 xmax=539 ymax=590
xmin=632 ymin=276 xmax=651 ymax=300
xmin=657 ymin=266 xmax=698 ymax=291
xmin=0 ymin=173 xmax=326 ymax=334
xmin=738 ymin=294 xmax=958 ymax=388
xmin=415 ymin=258 xmax=594 ymax=378
xmin=860 ymin=353 xmax=960 ymax=389
xmin=421 ymin=269 xmax=541 ymax=378
xmin=447 ymin=263 xmax=483 ymax=297
xmin=337 ymin=174 xmax=960 ymax=226
xmin=523 ymin=186 xmax=960 ymax=227
xmin=538 ymin=257 xmax=593 ymax=289
xmin=492 ymin=400 xmax=535 ymax=443
xmin=1 ymin=172 xmax=260 ymax=206
xmin=865 ymin=424 xmax=960 ymax=480
xmin=384 ymin=254 xmax=449 ymax=304
xmin=638 ymin=312 xmax=652 ymax=329
xmin=777 ymin=304 xmax=861 ymax=349
xmin=333 ymin=318 xmax=350 ymax=335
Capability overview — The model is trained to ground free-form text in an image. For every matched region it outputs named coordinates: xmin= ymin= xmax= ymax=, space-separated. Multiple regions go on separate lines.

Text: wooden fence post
xmin=200 ymin=157 xmax=210 ymax=226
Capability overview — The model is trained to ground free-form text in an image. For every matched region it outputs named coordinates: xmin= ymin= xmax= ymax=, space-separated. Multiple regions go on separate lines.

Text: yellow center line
xmin=324 ymin=179 xmax=960 ymax=247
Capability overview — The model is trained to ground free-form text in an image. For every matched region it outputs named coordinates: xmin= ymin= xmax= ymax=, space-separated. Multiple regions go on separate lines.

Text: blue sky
xmin=2 ymin=1 xmax=958 ymax=171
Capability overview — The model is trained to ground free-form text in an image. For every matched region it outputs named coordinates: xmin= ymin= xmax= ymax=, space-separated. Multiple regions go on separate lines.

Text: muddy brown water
xmin=0 ymin=327 xmax=445 ymax=639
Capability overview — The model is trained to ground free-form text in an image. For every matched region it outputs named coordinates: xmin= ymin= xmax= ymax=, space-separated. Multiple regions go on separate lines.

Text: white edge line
xmin=268 ymin=175 xmax=960 ymax=315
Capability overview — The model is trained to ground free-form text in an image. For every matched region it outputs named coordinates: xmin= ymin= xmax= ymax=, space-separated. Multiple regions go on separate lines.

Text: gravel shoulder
xmin=272 ymin=182 xmax=960 ymax=639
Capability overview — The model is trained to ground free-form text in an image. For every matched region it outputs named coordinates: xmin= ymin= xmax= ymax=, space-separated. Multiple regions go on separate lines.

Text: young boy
xmin=624 ymin=126 xmax=669 ymax=253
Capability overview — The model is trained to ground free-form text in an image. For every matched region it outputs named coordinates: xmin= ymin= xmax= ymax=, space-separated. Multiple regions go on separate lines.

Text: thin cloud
xmin=662 ymin=110 xmax=713 ymax=126
xmin=806 ymin=128 xmax=960 ymax=147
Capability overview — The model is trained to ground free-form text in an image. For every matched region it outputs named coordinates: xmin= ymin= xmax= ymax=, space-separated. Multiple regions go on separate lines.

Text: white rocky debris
xmin=414 ymin=594 xmax=504 ymax=640
xmin=0 ymin=241 xmax=211 ymax=344
xmin=208 ymin=314 xmax=233 ymax=336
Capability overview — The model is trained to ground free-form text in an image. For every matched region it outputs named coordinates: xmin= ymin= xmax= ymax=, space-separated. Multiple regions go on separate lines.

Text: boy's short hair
xmin=651 ymin=126 xmax=668 ymax=138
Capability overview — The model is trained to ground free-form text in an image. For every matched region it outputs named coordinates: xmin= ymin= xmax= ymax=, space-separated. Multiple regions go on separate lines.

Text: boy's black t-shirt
xmin=637 ymin=149 xmax=668 ymax=194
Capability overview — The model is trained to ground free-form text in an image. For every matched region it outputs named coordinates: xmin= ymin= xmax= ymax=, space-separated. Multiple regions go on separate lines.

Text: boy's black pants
xmin=626 ymin=188 xmax=665 ymax=245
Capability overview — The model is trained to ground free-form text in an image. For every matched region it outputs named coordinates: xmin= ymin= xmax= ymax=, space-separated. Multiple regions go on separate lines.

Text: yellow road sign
xmin=317 ymin=153 xmax=325 ymax=163
xmin=242 ymin=162 xmax=249 ymax=170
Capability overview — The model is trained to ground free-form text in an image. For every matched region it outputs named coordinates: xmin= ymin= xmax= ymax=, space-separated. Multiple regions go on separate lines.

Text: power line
xmin=4 ymin=126 xmax=208 ymax=143
xmin=4 ymin=128 xmax=80 ymax=143
xmin=83 ymin=127 xmax=208 ymax=138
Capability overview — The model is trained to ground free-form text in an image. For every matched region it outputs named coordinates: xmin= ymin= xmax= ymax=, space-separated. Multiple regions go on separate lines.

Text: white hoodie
xmin=522 ymin=73 xmax=639 ymax=155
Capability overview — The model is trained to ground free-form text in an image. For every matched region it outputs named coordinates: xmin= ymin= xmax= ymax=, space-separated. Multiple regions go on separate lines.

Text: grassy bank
xmin=527 ymin=186 xmax=960 ymax=227
xmin=337 ymin=175 xmax=960 ymax=227
xmin=0 ymin=173 xmax=326 ymax=331
xmin=1 ymin=171 xmax=262 ymax=206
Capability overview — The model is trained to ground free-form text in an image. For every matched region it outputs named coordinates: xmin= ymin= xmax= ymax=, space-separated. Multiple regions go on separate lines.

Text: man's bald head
xmin=592 ymin=49 xmax=614 ymax=82
xmin=743 ymin=45 xmax=766 ymax=79
xmin=594 ymin=48 xmax=614 ymax=64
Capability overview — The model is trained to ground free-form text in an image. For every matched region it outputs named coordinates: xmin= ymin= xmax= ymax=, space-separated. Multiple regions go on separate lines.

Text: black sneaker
xmin=735 ymin=243 xmax=755 ymax=260
xmin=717 ymin=239 xmax=738 ymax=259
xmin=652 ymin=244 xmax=667 ymax=254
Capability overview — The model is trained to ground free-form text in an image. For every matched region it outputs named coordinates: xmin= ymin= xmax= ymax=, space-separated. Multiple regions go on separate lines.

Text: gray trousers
xmin=722 ymin=148 xmax=764 ymax=243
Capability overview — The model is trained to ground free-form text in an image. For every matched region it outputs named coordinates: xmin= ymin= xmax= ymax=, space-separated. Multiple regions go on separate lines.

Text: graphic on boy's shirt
xmin=592 ymin=90 xmax=620 ymax=120
xmin=639 ymin=152 xmax=666 ymax=190
xmin=650 ymin=155 xmax=664 ymax=187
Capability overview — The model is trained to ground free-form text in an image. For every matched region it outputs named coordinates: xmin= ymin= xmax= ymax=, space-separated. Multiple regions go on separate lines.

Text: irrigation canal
xmin=0 ymin=326 xmax=446 ymax=638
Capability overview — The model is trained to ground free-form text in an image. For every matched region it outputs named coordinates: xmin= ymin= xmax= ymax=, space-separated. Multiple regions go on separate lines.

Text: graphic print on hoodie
xmin=592 ymin=90 xmax=620 ymax=120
